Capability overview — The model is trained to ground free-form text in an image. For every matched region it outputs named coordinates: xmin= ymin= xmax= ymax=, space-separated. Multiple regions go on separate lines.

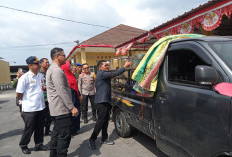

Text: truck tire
xmin=114 ymin=108 xmax=132 ymax=138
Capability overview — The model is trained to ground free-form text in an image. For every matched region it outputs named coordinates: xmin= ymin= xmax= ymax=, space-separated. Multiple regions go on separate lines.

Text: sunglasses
xmin=58 ymin=54 xmax=66 ymax=57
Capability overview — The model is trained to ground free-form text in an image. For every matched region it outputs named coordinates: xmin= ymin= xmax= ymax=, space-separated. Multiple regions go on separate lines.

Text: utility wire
xmin=0 ymin=47 xmax=65 ymax=50
xmin=0 ymin=5 xmax=144 ymax=33
xmin=0 ymin=42 xmax=76 ymax=49
xmin=1 ymin=42 xmax=75 ymax=48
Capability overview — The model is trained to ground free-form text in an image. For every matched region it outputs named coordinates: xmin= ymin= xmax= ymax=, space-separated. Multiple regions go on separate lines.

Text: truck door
xmin=154 ymin=41 xmax=231 ymax=157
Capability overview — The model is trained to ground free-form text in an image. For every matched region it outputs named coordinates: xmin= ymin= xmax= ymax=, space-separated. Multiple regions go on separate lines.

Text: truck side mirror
xmin=195 ymin=65 xmax=220 ymax=86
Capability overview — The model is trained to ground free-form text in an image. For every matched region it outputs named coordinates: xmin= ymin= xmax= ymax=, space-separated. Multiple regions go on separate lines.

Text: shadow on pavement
xmin=0 ymin=155 xmax=12 ymax=157
xmin=78 ymin=123 xmax=95 ymax=135
xmin=108 ymin=129 xmax=119 ymax=144
xmin=68 ymin=123 xmax=119 ymax=157
xmin=0 ymin=100 xmax=10 ymax=104
xmin=0 ymin=129 xmax=22 ymax=141
xmin=132 ymin=130 xmax=169 ymax=157
xmin=68 ymin=138 xmax=102 ymax=157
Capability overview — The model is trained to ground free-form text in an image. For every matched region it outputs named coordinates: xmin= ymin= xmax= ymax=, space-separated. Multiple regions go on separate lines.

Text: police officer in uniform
xmin=78 ymin=63 xmax=96 ymax=123
xmin=46 ymin=48 xmax=78 ymax=157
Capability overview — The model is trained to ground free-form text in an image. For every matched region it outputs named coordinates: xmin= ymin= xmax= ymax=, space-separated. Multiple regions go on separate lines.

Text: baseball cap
xmin=76 ymin=63 xmax=82 ymax=66
xmin=26 ymin=56 xmax=40 ymax=64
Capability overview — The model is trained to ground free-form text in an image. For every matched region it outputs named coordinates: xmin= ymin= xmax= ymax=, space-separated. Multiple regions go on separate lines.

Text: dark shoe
xmin=21 ymin=147 xmax=31 ymax=154
xmin=100 ymin=138 xmax=115 ymax=145
xmin=84 ymin=118 xmax=88 ymax=124
xmin=34 ymin=145 xmax=48 ymax=151
xmin=93 ymin=116 xmax=97 ymax=121
xmin=45 ymin=141 xmax=51 ymax=150
xmin=88 ymin=138 xmax=96 ymax=150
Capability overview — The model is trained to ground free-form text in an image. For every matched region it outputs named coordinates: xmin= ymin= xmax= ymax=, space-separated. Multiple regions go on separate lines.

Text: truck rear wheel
xmin=114 ymin=108 xmax=132 ymax=137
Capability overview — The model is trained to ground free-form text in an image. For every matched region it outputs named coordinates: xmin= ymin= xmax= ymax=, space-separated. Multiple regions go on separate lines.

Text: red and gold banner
xmin=179 ymin=21 xmax=193 ymax=34
xmin=153 ymin=1 xmax=232 ymax=39
xmin=116 ymin=42 xmax=134 ymax=56
xmin=116 ymin=0 xmax=232 ymax=54
xmin=201 ymin=9 xmax=222 ymax=31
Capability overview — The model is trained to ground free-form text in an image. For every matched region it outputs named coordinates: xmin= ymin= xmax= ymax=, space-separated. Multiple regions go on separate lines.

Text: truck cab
xmin=111 ymin=36 xmax=232 ymax=157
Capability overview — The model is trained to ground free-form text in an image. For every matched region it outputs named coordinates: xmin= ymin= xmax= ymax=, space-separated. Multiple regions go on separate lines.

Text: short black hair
xmin=97 ymin=60 xmax=107 ymax=69
xmin=82 ymin=63 xmax=88 ymax=67
xmin=50 ymin=47 xmax=64 ymax=60
xmin=39 ymin=58 xmax=48 ymax=64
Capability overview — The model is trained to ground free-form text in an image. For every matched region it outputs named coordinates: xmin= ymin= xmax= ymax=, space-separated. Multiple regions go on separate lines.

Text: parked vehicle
xmin=111 ymin=36 xmax=232 ymax=157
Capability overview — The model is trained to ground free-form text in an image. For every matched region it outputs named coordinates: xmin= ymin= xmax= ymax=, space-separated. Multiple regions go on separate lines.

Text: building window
xmin=97 ymin=56 xmax=99 ymax=59
xmin=89 ymin=66 xmax=94 ymax=72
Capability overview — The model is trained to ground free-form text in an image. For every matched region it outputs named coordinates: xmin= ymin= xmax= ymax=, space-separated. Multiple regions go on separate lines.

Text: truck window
xmin=209 ymin=41 xmax=232 ymax=70
xmin=168 ymin=49 xmax=208 ymax=85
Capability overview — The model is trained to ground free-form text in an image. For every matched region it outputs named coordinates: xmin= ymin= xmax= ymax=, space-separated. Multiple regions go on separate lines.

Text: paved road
xmin=0 ymin=90 xmax=168 ymax=157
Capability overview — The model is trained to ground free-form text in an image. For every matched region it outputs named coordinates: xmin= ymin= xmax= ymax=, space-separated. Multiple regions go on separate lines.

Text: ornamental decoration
xmin=136 ymin=35 xmax=148 ymax=43
xmin=163 ymin=31 xmax=172 ymax=37
xmin=115 ymin=1 xmax=232 ymax=54
xmin=201 ymin=9 xmax=222 ymax=31
xmin=116 ymin=42 xmax=134 ymax=56
xmin=179 ymin=21 xmax=193 ymax=34
xmin=155 ymin=31 xmax=172 ymax=39
xmin=121 ymin=42 xmax=134 ymax=55
xmin=121 ymin=48 xmax=127 ymax=55
xmin=116 ymin=48 xmax=121 ymax=56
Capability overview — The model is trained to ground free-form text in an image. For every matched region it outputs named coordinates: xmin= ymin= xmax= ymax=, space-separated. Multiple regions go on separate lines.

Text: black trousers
xmin=90 ymin=103 xmax=112 ymax=141
xmin=49 ymin=113 xmax=72 ymax=157
xmin=19 ymin=110 xmax=45 ymax=148
xmin=71 ymin=89 xmax=80 ymax=133
xmin=82 ymin=95 xmax=96 ymax=118
xmin=44 ymin=101 xmax=52 ymax=132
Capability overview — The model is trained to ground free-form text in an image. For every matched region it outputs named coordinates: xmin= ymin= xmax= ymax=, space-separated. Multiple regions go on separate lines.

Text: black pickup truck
xmin=111 ymin=36 xmax=232 ymax=157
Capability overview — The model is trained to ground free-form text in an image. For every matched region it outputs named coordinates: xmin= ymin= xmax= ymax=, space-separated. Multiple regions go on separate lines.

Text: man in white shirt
xmin=16 ymin=56 xmax=47 ymax=154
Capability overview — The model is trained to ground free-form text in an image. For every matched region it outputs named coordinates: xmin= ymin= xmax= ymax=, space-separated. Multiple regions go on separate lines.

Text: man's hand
xmin=123 ymin=60 xmax=132 ymax=69
xmin=16 ymin=71 xmax=24 ymax=79
xmin=79 ymin=95 xmax=83 ymax=102
xmin=16 ymin=93 xmax=23 ymax=100
xmin=71 ymin=107 xmax=79 ymax=117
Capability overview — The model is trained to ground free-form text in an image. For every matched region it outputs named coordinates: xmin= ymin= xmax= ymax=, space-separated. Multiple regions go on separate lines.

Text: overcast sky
xmin=0 ymin=0 xmax=209 ymax=65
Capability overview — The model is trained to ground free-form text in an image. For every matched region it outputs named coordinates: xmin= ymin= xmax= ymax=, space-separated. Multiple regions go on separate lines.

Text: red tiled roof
xmin=81 ymin=24 xmax=146 ymax=46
